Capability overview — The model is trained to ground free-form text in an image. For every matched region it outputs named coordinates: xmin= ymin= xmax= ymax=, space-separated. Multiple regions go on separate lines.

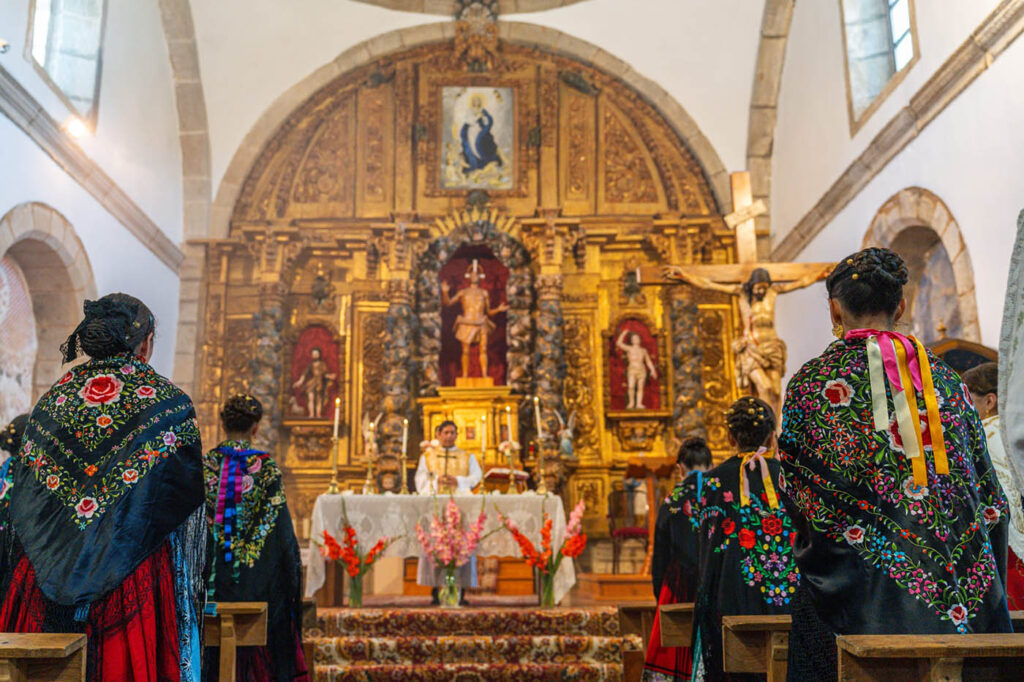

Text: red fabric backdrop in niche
xmin=608 ymin=319 xmax=660 ymax=411
xmin=439 ymin=245 xmax=509 ymax=386
xmin=290 ymin=325 xmax=340 ymax=417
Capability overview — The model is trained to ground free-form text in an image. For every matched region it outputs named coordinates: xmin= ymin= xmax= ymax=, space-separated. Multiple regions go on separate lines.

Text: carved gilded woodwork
xmin=696 ymin=300 xmax=740 ymax=458
xmin=563 ymin=316 xmax=600 ymax=462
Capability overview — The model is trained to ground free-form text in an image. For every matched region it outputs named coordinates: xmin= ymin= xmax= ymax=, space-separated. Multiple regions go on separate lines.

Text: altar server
xmin=204 ymin=394 xmax=307 ymax=681
xmin=1 ymin=294 xmax=206 ymax=682
xmin=415 ymin=420 xmax=483 ymax=604
xmin=689 ymin=397 xmax=799 ymax=681
xmin=780 ymin=248 xmax=1011 ymax=680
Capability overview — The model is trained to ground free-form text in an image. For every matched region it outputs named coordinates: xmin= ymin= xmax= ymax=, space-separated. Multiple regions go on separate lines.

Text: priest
xmin=415 ymin=420 xmax=483 ymax=605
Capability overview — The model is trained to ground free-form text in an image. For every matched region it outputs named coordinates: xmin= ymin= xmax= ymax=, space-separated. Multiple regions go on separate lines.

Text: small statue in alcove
xmin=617 ymin=330 xmax=657 ymax=409
xmin=292 ymin=347 xmax=336 ymax=418
xmin=441 ymin=258 xmax=508 ymax=379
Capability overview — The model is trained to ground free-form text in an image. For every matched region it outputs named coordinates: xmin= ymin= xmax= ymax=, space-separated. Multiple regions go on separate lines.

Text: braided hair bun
xmin=0 ymin=414 xmax=28 ymax=457
xmin=826 ymin=247 xmax=909 ymax=318
xmin=726 ymin=396 xmax=776 ymax=450
xmin=61 ymin=293 xmax=155 ymax=363
xmin=221 ymin=394 xmax=263 ymax=434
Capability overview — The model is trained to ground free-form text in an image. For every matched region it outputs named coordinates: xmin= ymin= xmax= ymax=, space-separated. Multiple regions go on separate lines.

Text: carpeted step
xmin=308 ymin=634 xmax=641 ymax=666
xmin=316 ymin=662 xmax=625 ymax=681
xmin=313 ymin=607 xmax=622 ymax=637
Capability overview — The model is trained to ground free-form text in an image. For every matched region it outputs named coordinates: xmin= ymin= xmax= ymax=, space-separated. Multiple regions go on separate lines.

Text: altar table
xmin=304 ymin=492 xmax=577 ymax=604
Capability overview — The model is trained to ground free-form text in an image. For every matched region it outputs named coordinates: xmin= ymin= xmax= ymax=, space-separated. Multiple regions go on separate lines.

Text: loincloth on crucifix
xmin=732 ymin=335 xmax=786 ymax=390
xmin=454 ymin=315 xmax=495 ymax=346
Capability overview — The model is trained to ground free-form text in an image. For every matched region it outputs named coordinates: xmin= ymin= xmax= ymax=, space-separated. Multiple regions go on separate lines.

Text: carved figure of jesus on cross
xmin=637 ymin=172 xmax=834 ymax=420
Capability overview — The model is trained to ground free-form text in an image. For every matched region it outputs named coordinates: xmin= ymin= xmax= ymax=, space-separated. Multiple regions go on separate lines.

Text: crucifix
xmin=637 ymin=172 xmax=834 ymax=419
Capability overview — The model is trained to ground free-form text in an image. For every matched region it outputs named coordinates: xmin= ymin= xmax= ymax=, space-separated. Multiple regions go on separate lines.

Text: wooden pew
xmin=836 ymin=634 xmax=1024 ymax=681
xmin=204 ymin=602 xmax=268 ymax=682
xmin=721 ymin=614 xmax=791 ymax=682
xmin=302 ymin=597 xmax=317 ymax=682
xmin=618 ymin=601 xmax=657 ymax=650
xmin=0 ymin=634 xmax=86 ymax=682
xmin=659 ymin=602 xmax=694 ymax=647
xmin=1011 ymin=610 xmax=1024 ymax=631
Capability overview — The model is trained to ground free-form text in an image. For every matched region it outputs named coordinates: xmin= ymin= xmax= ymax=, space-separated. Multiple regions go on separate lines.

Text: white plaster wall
xmin=192 ymin=0 xmax=762 ymax=194
xmin=775 ymin=32 xmax=1024 ymax=387
xmin=0 ymin=0 xmax=183 ymax=241
xmin=772 ymin=0 xmax=1001 ymax=241
xmin=0 ymin=116 xmax=181 ymax=379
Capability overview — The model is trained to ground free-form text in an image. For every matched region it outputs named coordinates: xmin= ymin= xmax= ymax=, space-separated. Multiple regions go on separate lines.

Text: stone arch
xmin=350 ymin=0 xmax=591 ymax=14
xmin=862 ymin=187 xmax=980 ymax=343
xmin=210 ymin=21 xmax=730 ymax=239
xmin=0 ymin=203 xmax=98 ymax=399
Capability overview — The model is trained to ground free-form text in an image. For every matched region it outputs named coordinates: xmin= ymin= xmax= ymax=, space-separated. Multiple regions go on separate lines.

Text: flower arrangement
xmin=415 ymin=497 xmax=488 ymax=606
xmin=318 ymin=499 xmax=397 ymax=607
xmin=496 ymin=499 xmax=587 ymax=606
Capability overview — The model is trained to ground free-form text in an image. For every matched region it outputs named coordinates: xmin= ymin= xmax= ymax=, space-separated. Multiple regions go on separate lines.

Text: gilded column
xmin=667 ymin=285 xmax=705 ymax=439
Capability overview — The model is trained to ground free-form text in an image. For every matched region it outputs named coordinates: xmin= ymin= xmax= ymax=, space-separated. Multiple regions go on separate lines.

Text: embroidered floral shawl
xmin=779 ymin=338 xmax=1011 ymax=635
xmin=10 ymin=353 xmax=204 ymax=607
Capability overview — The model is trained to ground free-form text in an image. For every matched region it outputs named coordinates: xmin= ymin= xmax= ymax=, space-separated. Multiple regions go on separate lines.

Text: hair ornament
xmin=852 ymin=273 xmax=859 ymax=280
xmin=846 ymin=259 xmax=853 ymax=265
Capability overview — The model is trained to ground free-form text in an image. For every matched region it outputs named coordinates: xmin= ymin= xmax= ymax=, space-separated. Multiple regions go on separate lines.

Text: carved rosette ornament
xmin=667 ymin=286 xmax=705 ymax=440
xmin=382 ymin=279 xmax=415 ymax=457
xmin=534 ymin=273 xmax=566 ymax=455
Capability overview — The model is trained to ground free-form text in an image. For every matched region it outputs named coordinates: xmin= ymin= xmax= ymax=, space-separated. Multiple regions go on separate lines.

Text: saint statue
xmin=663 ymin=265 xmax=830 ymax=418
xmin=441 ymin=259 xmax=508 ymax=379
xmin=616 ymin=330 xmax=658 ymax=409
xmin=291 ymin=346 xmax=336 ymax=418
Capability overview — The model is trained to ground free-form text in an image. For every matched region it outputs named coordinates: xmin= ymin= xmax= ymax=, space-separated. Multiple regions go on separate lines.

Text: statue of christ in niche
xmin=439 ymin=249 xmax=509 ymax=385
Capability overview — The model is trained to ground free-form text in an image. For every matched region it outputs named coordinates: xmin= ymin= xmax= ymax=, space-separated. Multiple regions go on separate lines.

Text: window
xmin=840 ymin=0 xmax=918 ymax=134
xmin=27 ymin=0 xmax=107 ymax=125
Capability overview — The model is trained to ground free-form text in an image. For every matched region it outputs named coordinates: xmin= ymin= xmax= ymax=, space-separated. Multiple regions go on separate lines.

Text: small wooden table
xmin=659 ymin=602 xmax=694 ymax=647
xmin=836 ymin=633 xmax=1024 ymax=681
xmin=721 ymin=614 xmax=791 ymax=682
xmin=204 ymin=602 xmax=268 ymax=682
xmin=0 ymin=633 xmax=86 ymax=682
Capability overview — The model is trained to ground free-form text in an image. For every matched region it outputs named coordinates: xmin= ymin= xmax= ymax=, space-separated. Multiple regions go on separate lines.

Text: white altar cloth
xmin=304 ymin=491 xmax=576 ymax=604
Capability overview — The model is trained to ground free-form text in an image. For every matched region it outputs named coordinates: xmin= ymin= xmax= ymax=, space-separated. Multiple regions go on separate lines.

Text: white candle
xmin=401 ymin=418 xmax=409 ymax=456
xmin=333 ymin=397 xmax=341 ymax=439
xmin=533 ymin=395 xmax=543 ymax=442
xmin=480 ymin=415 xmax=487 ymax=458
xmin=505 ymin=405 xmax=512 ymax=442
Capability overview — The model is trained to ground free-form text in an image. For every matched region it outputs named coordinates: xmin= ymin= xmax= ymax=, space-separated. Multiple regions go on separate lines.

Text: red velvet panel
xmin=608 ymin=319 xmax=661 ymax=410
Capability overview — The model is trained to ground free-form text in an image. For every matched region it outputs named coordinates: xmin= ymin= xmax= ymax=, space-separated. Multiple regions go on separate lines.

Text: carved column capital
xmin=386 ymin=278 xmax=415 ymax=304
xmin=535 ymin=273 xmax=564 ymax=301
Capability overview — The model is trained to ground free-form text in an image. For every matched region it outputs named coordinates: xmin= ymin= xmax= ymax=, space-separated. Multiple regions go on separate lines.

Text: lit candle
xmin=401 ymin=418 xmax=409 ymax=457
xmin=333 ymin=397 xmax=341 ymax=439
xmin=480 ymin=414 xmax=487 ymax=458
xmin=533 ymin=395 xmax=543 ymax=442
xmin=505 ymin=405 xmax=512 ymax=442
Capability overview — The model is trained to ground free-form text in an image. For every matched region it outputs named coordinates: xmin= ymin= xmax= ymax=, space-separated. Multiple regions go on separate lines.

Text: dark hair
xmin=220 ymin=394 xmax=264 ymax=434
xmin=742 ymin=268 xmax=772 ymax=301
xmin=0 ymin=414 xmax=28 ymax=456
xmin=726 ymin=396 xmax=776 ymax=450
xmin=61 ymin=293 xmax=155 ymax=363
xmin=436 ymin=420 xmax=458 ymax=434
xmin=962 ymin=362 xmax=998 ymax=397
xmin=826 ymin=248 xmax=909 ymax=318
xmin=676 ymin=436 xmax=712 ymax=470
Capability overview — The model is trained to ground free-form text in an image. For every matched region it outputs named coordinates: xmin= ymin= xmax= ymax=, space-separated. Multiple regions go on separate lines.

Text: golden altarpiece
xmin=192 ymin=31 xmax=741 ymax=542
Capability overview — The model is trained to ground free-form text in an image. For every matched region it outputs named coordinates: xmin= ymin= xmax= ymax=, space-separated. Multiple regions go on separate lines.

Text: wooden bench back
xmin=0 ymin=633 xmax=87 ymax=682
xmin=837 ymin=633 xmax=1024 ymax=681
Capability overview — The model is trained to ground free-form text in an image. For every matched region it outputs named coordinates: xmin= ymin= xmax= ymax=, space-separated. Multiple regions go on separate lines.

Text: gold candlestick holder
xmin=399 ymin=448 xmax=410 ymax=495
xmin=362 ymin=452 xmax=377 ymax=494
xmin=534 ymin=439 xmax=548 ymax=495
xmin=326 ymin=437 xmax=341 ymax=494
xmin=506 ymin=447 xmax=520 ymax=495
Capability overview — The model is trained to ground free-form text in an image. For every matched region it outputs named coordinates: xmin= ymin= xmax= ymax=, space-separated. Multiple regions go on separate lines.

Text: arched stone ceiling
xmin=350 ymin=0 xmax=591 ymax=14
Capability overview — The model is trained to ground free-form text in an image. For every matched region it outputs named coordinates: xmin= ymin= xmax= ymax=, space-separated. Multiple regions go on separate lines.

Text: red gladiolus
xmin=561 ymin=533 xmax=587 ymax=558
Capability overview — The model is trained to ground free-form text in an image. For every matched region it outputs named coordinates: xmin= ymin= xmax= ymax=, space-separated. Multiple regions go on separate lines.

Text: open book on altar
xmin=483 ymin=467 xmax=530 ymax=482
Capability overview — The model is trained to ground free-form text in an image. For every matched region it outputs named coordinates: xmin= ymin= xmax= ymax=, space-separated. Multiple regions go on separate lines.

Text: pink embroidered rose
xmin=45 ymin=475 xmax=60 ymax=490
xmin=248 ymin=457 xmax=263 ymax=475
xmin=119 ymin=364 xmax=136 ymax=375
xmin=96 ymin=414 xmax=113 ymax=428
xmin=983 ymin=506 xmax=1001 ymax=524
xmin=122 ymin=469 xmax=139 ymax=484
xmin=55 ymin=395 xmax=67 ymax=406
xmin=75 ymin=497 xmax=98 ymax=519
xmin=57 ymin=371 xmax=74 ymax=385
xmin=162 ymin=431 xmax=177 ymax=447
xmin=843 ymin=525 xmax=865 ymax=544
xmin=902 ymin=478 xmax=929 ymax=501
xmin=79 ymin=375 xmax=124 ymax=407
xmin=822 ymin=379 xmax=854 ymax=407
xmin=242 ymin=475 xmax=254 ymax=493
xmin=135 ymin=386 xmax=156 ymax=399
xmin=888 ymin=412 xmax=933 ymax=452
xmin=723 ymin=491 xmax=734 ymax=502
xmin=948 ymin=604 xmax=968 ymax=625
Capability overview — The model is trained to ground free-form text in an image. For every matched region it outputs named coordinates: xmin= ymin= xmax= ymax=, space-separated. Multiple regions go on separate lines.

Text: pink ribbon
xmin=844 ymin=329 xmax=923 ymax=393
xmin=740 ymin=446 xmax=778 ymax=509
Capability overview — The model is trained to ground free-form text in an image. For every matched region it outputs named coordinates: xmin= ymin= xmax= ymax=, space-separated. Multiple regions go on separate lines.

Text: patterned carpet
xmin=306 ymin=607 xmax=641 ymax=681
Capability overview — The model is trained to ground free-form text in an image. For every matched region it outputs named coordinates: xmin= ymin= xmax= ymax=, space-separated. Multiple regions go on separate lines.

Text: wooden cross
xmin=636 ymin=172 xmax=832 ymax=286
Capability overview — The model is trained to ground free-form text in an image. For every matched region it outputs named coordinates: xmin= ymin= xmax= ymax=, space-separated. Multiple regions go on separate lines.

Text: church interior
xmin=3 ymin=0 xmax=1024 ymax=680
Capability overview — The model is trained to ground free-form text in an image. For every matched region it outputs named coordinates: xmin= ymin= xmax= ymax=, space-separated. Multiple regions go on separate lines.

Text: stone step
xmin=316 ymin=662 xmax=624 ymax=681
xmin=313 ymin=606 xmax=622 ymax=637
xmin=308 ymin=634 xmax=640 ymax=666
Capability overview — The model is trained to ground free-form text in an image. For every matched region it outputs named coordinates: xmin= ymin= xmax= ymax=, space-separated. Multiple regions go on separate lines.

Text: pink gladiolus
xmin=566 ymin=500 xmax=586 ymax=538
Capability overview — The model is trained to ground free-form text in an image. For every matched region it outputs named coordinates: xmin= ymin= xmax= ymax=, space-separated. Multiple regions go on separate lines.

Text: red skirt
xmin=643 ymin=581 xmax=692 ymax=681
xmin=1007 ymin=547 xmax=1024 ymax=611
xmin=0 ymin=542 xmax=181 ymax=682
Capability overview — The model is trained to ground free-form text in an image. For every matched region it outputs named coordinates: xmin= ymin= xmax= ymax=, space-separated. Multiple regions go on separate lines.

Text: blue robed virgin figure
xmin=459 ymin=94 xmax=503 ymax=173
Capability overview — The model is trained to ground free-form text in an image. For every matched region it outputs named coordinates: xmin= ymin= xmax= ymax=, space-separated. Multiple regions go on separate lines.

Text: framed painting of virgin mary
xmin=440 ymin=86 xmax=514 ymax=190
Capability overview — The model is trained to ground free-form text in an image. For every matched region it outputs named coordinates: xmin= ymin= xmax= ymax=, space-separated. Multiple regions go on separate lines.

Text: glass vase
xmin=539 ymin=572 xmax=555 ymax=608
xmin=439 ymin=566 xmax=460 ymax=608
xmin=348 ymin=573 xmax=363 ymax=608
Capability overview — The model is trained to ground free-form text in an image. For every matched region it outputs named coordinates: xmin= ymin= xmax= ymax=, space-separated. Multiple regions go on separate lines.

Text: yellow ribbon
xmin=739 ymin=448 xmax=779 ymax=510
xmin=894 ymin=341 xmax=928 ymax=486
xmin=913 ymin=336 xmax=950 ymax=475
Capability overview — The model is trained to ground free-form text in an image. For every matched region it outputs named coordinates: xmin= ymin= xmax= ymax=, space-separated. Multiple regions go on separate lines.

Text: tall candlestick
xmin=400 ymin=418 xmax=410 ymax=494
xmin=480 ymin=414 xmax=487 ymax=459
xmin=505 ymin=405 xmax=512 ymax=442
xmin=333 ymin=397 xmax=341 ymax=439
xmin=533 ymin=395 xmax=543 ymax=442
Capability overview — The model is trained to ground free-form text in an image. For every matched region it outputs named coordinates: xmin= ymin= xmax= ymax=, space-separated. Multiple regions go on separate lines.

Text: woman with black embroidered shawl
xmin=779 ymin=248 xmax=1011 ymax=680
xmin=0 ymin=294 xmax=207 ymax=682
xmin=690 ymin=397 xmax=799 ymax=681
xmin=643 ymin=437 xmax=712 ymax=681
xmin=203 ymin=394 xmax=307 ymax=681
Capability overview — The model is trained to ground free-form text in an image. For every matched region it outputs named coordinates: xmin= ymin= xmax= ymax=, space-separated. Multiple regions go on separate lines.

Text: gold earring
xmin=832 ymin=322 xmax=844 ymax=339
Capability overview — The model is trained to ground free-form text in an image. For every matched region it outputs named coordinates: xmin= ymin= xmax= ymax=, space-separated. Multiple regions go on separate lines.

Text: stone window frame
xmin=839 ymin=0 xmax=920 ymax=136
